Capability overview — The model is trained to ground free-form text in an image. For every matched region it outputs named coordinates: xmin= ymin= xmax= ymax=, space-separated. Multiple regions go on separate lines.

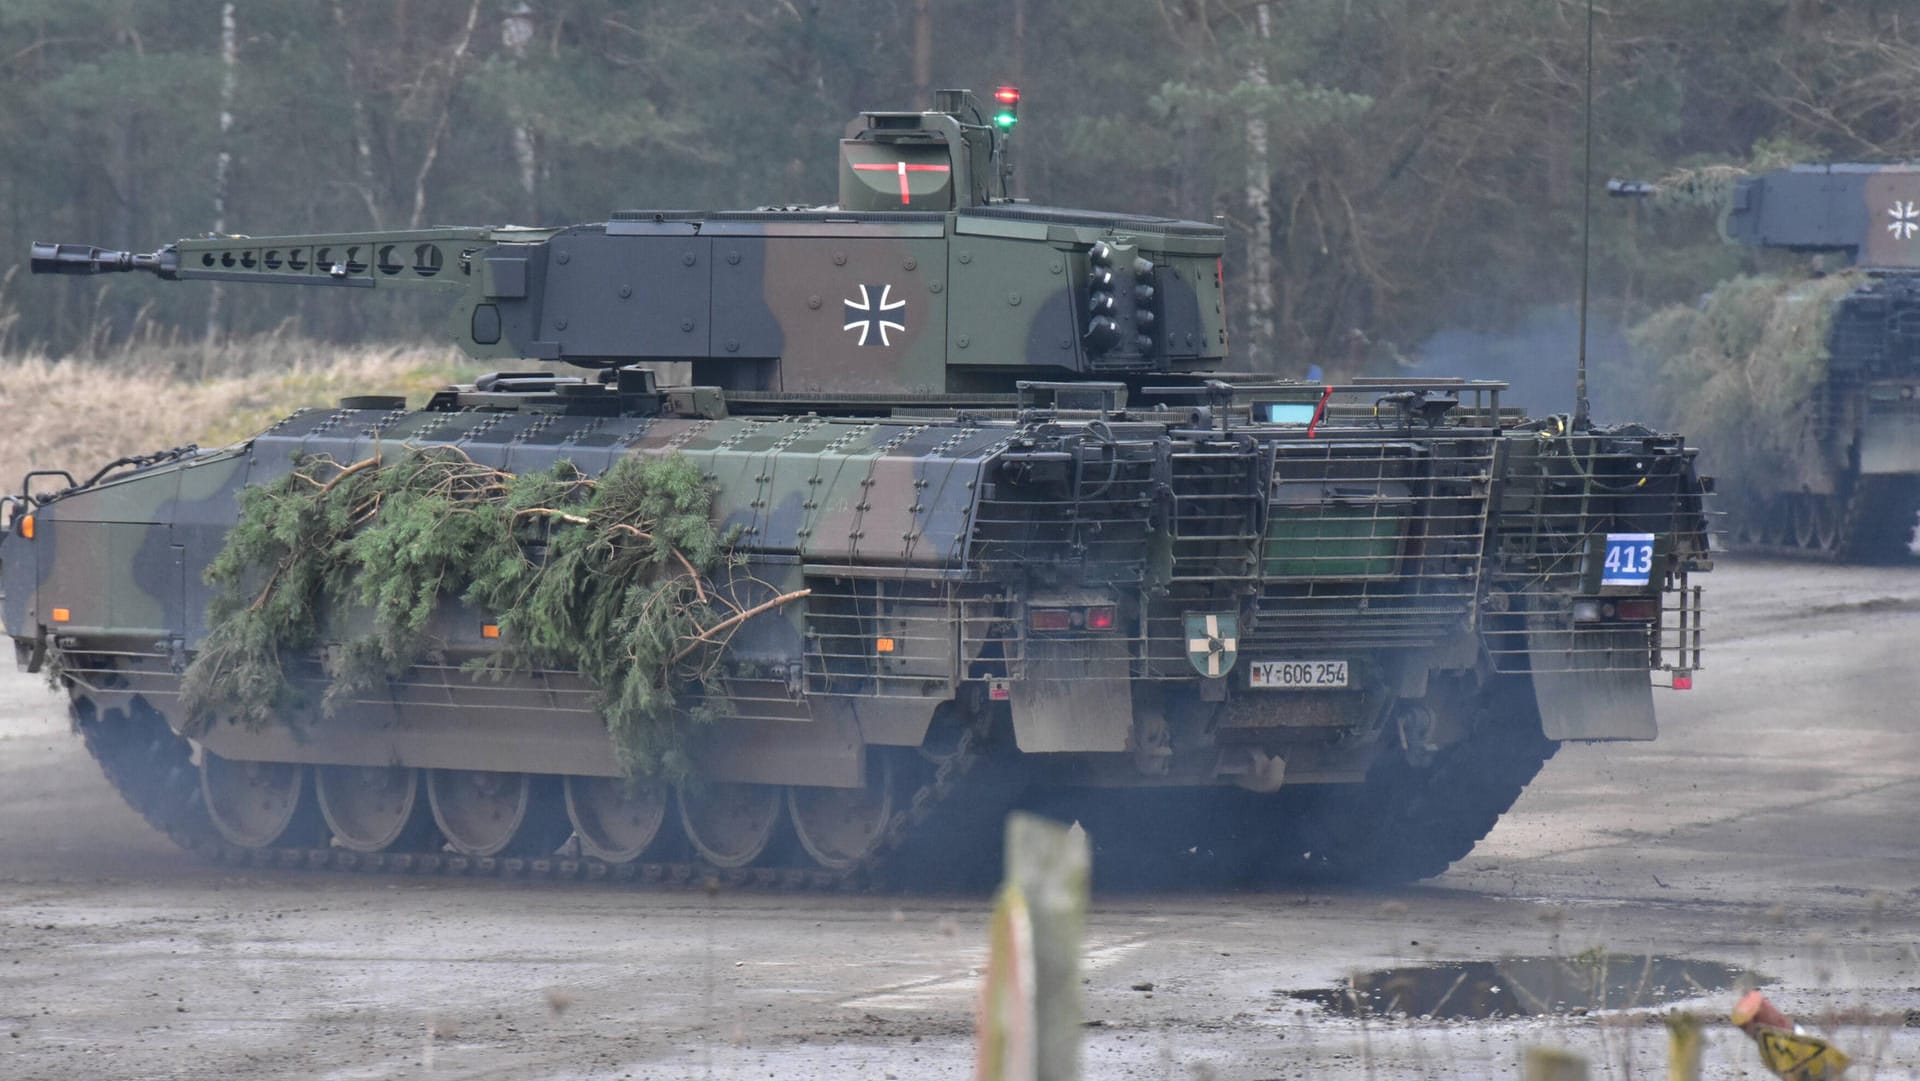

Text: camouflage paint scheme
xmin=31 ymin=103 xmax=1225 ymax=397
xmin=1 ymin=391 xmax=1711 ymax=787
xmin=3 ymin=92 xmax=1713 ymax=876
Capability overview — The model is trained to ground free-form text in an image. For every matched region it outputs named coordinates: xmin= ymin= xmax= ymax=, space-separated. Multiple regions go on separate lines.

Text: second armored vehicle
xmin=1619 ymin=164 xmax=1920 ymax=560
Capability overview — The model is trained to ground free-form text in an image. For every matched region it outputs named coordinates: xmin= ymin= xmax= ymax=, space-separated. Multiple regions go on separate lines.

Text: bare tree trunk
xmin=332 ymin=1 xmax=385 ymax=228
xmin=913 ymin=0 xmax=932 ymax=106
xmin=502 ymin=1 xmax=539 ymax=222
xmin=1242 ymin=4 xmax=1277 ymax=369
xmin=408 ymin=0 xmax=483 ymax=230
xmin=205 ymin=2 xmax=237 ymax=342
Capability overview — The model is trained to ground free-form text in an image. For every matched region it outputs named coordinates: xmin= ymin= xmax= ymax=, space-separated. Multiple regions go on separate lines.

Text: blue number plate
xmin=1600 ymin=532 xmax=1656 ymax=587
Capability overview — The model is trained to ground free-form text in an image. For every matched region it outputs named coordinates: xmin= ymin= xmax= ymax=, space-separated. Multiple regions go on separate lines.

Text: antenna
xmin=1573 ymin=0 xmax=1595 ymax=431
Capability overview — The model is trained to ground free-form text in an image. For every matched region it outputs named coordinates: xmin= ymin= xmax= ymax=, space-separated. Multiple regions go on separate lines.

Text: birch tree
xmin=1241 ymin=3 xmax=1276 ymax=361
xmin=204 ymin=2 xmax=237 ymax=342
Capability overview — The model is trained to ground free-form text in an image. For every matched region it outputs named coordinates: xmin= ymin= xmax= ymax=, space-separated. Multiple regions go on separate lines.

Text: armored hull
xmin=3 ymin=379 xmax=1710 ymax=884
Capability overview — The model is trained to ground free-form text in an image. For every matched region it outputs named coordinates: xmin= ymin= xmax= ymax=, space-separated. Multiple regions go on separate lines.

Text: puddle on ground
xmin=1286 ymin=954 xmax=1764 ymax=1020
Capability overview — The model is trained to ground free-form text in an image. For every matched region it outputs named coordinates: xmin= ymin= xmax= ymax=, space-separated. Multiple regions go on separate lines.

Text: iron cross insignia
xmin=1184 ymin=612 xmax=1239 ymax=678
xmin=843 ymin=283 xmax=906 ymax=346
xmin=1890 ymin=201 xmax=1920 ymax=240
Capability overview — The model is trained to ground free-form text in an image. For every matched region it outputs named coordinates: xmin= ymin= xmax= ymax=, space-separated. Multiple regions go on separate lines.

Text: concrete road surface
xmin=2 ymin=559 xmax=1917 ymax=1080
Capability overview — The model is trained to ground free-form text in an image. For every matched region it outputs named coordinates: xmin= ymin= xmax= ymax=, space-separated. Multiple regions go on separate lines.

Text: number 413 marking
xmin=1601 ymin=533 xmax=1656 ymax=585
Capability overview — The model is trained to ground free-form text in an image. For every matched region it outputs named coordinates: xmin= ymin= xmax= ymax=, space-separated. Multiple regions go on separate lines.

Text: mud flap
xmin=1528 ymin=624 xmax=1657 ymax=741
xmin=1009 ymin=637 xmax=1132 ymax=753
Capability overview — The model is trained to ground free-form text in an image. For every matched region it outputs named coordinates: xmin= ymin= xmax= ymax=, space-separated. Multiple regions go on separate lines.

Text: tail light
xmin=1575 ymin=597 xmax=1662 ymax=623
xmin=1613 ymin=598 xmax=1660 ymax=621
xmin=1029 ymin=608 xmax=1072 ymax=632
xmin=1028 ymin=604 xmax=1121 ymax=632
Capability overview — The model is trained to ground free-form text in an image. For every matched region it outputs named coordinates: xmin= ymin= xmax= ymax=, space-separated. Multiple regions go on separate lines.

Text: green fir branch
xmin=180 ymin=448 xmax=762 ymax=778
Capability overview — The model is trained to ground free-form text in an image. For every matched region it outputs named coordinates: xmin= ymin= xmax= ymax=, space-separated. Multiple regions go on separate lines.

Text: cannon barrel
xmin=30 ymin=242 xmax=176 ymax=277
xmin=1605 ymin=179 xmax=1658 ymax=199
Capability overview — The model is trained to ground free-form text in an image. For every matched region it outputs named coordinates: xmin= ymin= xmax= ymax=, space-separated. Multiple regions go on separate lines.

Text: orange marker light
xmin=875 ymin=637 xmax=896 ymax=653
xmin=481 ymin=623 xmax=501 ymax=639
xmin=50 ymin=607 xmax=70 ymax=623
xmin=19 ymin=514 xmax=32 ymax=539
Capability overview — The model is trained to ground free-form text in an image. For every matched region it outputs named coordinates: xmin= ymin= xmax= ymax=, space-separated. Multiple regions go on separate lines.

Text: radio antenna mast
xmin=1574 ymin=0 xmax=1596 ymax=431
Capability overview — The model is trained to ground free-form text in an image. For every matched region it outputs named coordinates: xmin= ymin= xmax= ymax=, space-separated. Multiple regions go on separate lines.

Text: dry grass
xmin=0 ymin=335 xmax=483 ymax=491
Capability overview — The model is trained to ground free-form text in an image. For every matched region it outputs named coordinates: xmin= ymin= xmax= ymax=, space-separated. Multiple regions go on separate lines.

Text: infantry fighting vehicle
xmin=1614 ymin=165 xmax=1920 ymax=559
xmin=5 ymin=91 xmax=1710 ymax=886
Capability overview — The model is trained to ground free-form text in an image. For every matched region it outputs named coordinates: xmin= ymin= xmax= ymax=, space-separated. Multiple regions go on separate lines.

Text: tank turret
xmin=1719 ymin=164 xmax=1920 ymax=270
xmin=1610 ymin=163 xmax=1920 ymax=269
xmin=32 ymin=89 xmax=1227 ymax=403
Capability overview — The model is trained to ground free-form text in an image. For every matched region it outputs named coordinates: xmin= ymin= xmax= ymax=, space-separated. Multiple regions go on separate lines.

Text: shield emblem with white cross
xmin=1183 ymin=612 xmax=1239 ymax=679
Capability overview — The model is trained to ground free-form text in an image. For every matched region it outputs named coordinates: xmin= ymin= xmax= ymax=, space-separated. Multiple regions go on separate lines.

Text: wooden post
xmin=975 ymin=813 xmax=1091 ymax=1081
xmin=1664 ymin=1011 xmax=1703 ymax=1081
xmin=1523 ymin=1047 xmax=1589 ymax=1081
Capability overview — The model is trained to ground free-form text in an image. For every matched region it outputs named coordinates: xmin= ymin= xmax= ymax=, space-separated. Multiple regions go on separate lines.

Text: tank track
xmin=1280 ymin=676 xmax=1559 ymax=884
xmin=69 ymin=689 xmax=992 ymax=893
xmin=68 ymin=679 xmax=1561 ymax=890
xmin=1834 ymin=476 xmax=1920 ymax=562
xmin=1737 ymin=475 xmax=1920 ymax=562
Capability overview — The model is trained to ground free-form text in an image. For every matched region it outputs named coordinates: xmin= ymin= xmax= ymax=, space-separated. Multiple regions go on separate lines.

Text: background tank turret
xmin=1613 ymin=165 xmax=1920 ymax=559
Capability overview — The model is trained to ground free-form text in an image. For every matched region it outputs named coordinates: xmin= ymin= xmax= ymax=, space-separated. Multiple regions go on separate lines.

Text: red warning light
xmin=1672 ymin=673 xmax=1694 ymax=691
xmin=993 ymin=86 xmax=1021 ymax=105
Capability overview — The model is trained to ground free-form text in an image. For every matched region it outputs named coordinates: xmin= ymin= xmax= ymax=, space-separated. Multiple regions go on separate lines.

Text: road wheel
xmin=316 ymin=764 xmax=433 ymax=853
xmin=1812 ymin=495 xmax=1843 ymax=552
xmin=789 ymin=753 xmax=894 ymax=871
xmin=200 ymin=752 xmax=320 ymax=849
xmin=427 ymin=769 xmax=571 ymax=858
xmin=1791 ymin=494 xmax=1821 ymax=550
xmin=565 ymin=774 xmax=671 ymax=863
xmin=678 ymin=782 xmax=783 ymax=869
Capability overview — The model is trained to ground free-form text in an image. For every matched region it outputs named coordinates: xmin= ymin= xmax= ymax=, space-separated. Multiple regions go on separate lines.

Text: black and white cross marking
xmin=843 ymin=283 xmax=906 ymax=347
xmin=1890 ymin=201 xmax=1919 ymax=240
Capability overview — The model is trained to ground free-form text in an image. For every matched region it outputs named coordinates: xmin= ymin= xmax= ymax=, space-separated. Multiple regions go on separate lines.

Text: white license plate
xmin=1248 ymin=659 xmax=1349 ymax=689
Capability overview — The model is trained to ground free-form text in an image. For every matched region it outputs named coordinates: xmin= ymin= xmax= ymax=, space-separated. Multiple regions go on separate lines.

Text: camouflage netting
xmin=1642 ymin=163 xmax=1752 ymax=214
xmin=1627 ymin=272 xmax=1863 ymax=508
xmin=180 ymin=448 xmax=774 ymax=777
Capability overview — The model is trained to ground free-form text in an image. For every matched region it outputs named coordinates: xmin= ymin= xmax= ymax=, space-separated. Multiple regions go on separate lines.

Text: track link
xmin=1736 ymin=475 xmax=1920 ymax=562
xmin=1281 ymin=676 xmax=1559 ymax=884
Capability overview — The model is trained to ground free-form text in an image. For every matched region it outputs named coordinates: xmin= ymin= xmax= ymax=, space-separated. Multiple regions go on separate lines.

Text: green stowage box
xmin=1261 ymin=507 xmax=1409 ymax=578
